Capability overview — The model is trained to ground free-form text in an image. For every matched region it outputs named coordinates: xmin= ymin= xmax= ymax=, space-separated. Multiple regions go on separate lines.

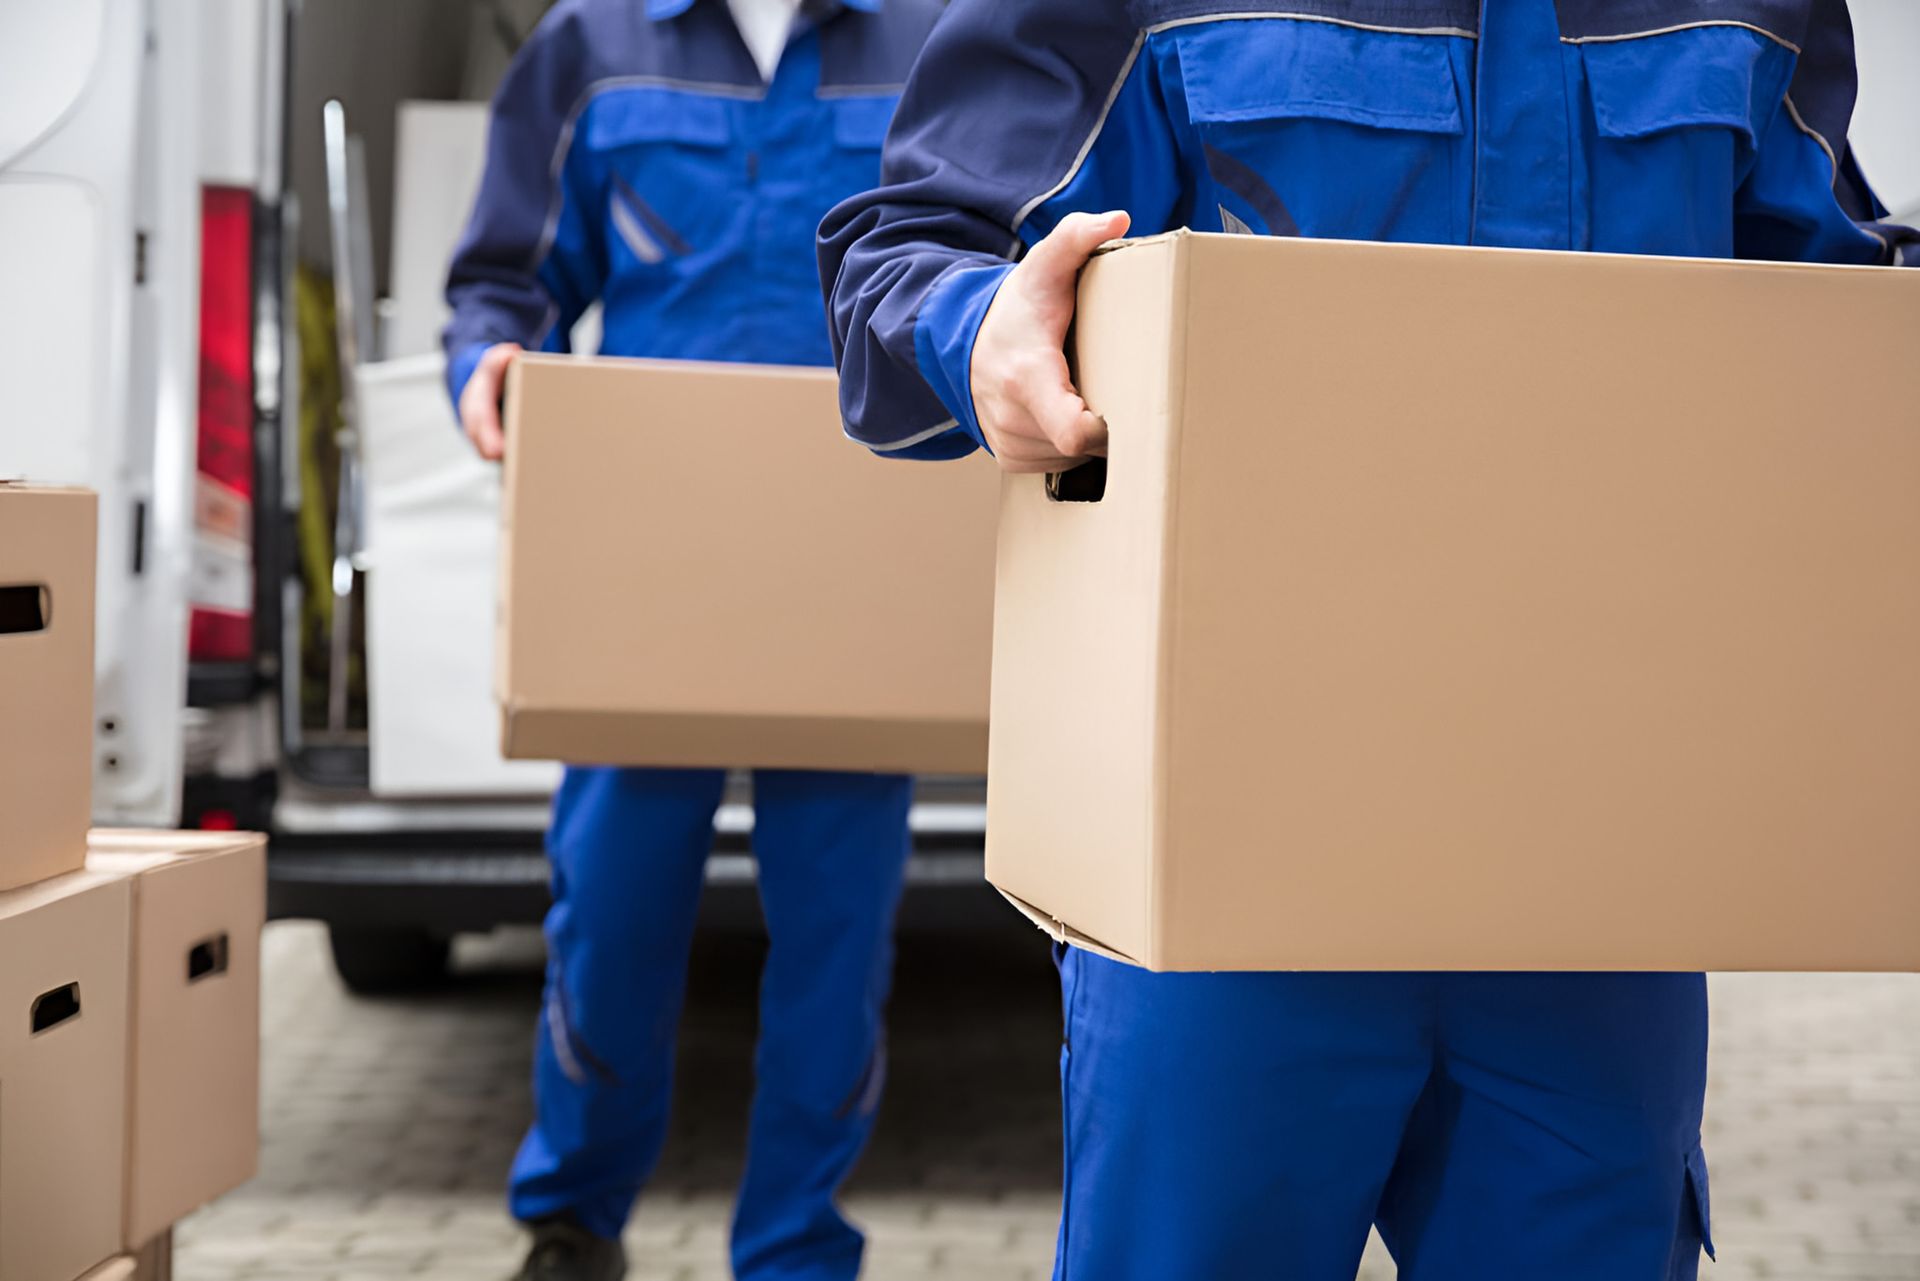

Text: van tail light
xmin=189 ymin=186 xmax=256 ymax=665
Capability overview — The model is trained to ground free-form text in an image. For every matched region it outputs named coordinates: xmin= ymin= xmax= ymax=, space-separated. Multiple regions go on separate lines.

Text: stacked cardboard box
xmin=0 ymin=485 xmax=94 ymax=891
xmin=0 ymin=484 xmax=265 ymax=1281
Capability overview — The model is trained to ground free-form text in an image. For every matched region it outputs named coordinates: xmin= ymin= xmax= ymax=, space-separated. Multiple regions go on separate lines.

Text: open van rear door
xmin=0 ymin=0 xmax=284 ymax=826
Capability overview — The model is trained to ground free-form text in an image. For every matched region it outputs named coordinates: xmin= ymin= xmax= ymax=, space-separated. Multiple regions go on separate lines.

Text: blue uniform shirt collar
xmin=645 ymin=0 xmax=879 ymax=18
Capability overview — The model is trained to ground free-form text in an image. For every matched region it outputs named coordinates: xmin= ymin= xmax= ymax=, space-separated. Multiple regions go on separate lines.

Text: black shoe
xmin=511 ymin=1216 xmax=627 ymax=1281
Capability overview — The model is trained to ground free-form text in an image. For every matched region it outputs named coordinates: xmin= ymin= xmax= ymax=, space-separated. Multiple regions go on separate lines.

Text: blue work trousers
xmin=1054 ymin=949 xmax=1711 ymax=1280
xmin=510 ymin=765 xmax=913 ymax=1281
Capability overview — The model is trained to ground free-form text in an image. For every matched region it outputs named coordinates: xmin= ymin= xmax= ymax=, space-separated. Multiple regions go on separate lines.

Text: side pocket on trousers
xmin=1683 ymin=1145 xmax=1715 ymax=1265
xmin=836 ymin=1039 xmax=888 ymax=1120
xmin=545 ymin=976 xmax=619 ymax=1088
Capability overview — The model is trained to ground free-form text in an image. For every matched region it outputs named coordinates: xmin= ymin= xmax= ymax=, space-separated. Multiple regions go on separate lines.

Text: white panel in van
xmin=0 ymin=0 xmax=108 ymax=168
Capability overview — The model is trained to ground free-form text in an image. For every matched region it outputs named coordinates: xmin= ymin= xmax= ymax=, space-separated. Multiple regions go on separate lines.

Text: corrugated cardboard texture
xmin=992 ymin=231 xmax=1920 ymax=971
xmin=87 ymin=830 xmax=265 ymax=1246
xmin=0 ymin=486 xmax=96 ymax=894
xmin=0 ymin=870 xmax=131 ymax=1281
xmin=499 ymin=357 xmax=998 ymax=773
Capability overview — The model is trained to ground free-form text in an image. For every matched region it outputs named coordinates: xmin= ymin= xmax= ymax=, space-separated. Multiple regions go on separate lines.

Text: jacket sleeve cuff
xmin=446 ymin=342 xmax=494 ymax=418
xmin=912 ymin=261 xmax=1015 ymax=451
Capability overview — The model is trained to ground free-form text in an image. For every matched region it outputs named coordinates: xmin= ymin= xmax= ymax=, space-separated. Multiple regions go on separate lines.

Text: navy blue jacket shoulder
xmin=444 ymin=0 xmax=941 ymax=408
xmin=819 ymin=0 xmax=1916 ymax=459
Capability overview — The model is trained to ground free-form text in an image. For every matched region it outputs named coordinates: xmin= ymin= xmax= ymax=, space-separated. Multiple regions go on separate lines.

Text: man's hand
xmin=968 ymin=210 xmax=1130 ymax=474
xmin=459 ymin=341 xmax=522 ymax=461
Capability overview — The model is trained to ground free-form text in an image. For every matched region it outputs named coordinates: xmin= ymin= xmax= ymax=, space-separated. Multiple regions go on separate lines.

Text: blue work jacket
xmin=820 ymin=0 xmax=1919 ymax=459
xmin=444 ymin=0 xmax=940 ymax=408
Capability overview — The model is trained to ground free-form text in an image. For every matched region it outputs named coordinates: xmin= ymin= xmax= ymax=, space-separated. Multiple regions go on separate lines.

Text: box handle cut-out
xmin=188 ymin=933 xmax=231 ymax=982
xmin=1046 ymin=458 xmax=1107 ymax=504
xmin=30 ymin=982 xmax=81 ymax=1034
xmin=0 ymin=583 xmax=51 ymax=635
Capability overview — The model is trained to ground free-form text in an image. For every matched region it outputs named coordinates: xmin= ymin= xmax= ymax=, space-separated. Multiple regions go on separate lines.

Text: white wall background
xmin=1849 ymin=0 xmax=1920 ymax=221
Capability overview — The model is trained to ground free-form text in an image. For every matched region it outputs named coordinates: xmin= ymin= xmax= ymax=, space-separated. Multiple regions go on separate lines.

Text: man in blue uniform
xmin=821 ymin=2 xmax=1915 ymax=1277
xmin=444 ymin=1 xmax=940 ymax=1278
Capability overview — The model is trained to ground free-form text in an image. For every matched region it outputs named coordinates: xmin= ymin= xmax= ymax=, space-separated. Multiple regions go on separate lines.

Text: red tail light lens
xmin=189 ymin=186 xmax=255 ymax=665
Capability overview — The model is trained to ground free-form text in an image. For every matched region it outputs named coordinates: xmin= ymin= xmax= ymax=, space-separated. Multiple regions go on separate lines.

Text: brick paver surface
xmin=175 ymin=920 xmax=1919 ymax=1280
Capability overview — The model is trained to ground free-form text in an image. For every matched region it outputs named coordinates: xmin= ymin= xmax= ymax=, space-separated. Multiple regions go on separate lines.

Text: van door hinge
xmin=134 ymin=231 xmax=150 ymax=285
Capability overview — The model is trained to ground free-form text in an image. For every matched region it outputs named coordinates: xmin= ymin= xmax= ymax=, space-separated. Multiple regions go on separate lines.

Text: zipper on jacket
xmin=1469 ymin=0 xmax=1485 ymax=244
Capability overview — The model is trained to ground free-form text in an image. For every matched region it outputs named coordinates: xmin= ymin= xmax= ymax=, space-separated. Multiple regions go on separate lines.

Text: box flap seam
xmin=995 ymin=888 xmax=1144 ymax=966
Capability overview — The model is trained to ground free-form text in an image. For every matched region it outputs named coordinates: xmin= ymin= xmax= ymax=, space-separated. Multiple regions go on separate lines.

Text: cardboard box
xmin=989 ymin=231 xmax=1920 ymax=972
xmin=0 ymin=485 xmax=95 ymax=894
xmin=0 ymin=871 xmax=131 ymax=1281
xmin=499 ymin=357 xmax=998 ymax=774
xmin=86 ymin=830 xmax=265 ymax=1248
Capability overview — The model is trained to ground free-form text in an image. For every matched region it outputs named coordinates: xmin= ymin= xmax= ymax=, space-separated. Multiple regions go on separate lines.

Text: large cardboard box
xmin=499 ymin=357 xmax=998 ymax=774
xmin=0 ymin=871 xmax=131 ymax=1281
xmin=0 ymin=485 xmax=95 ymax=893
xmin=989 ymin=231 xmax=1920 ymax=972
xmin=86 ymin=830 xmax=265 ymax=1248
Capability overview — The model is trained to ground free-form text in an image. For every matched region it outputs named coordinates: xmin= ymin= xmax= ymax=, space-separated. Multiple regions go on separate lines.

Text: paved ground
xmin=176 ymin=916 xmax=1920 ymax=1280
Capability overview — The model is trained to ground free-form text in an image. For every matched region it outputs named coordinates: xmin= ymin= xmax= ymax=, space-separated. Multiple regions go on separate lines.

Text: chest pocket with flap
xmin=1577 ymin=25 xmax=1796 ymax=256
xmin=830 ymin=94 xmax=894 ymax=150
xmin=1171 ymin=18 xmax=1469 ymax=244
xmin=817 ymin=93 xmax=894 ymax=206
xmin=582 ymin=87 xmax=736 ymax=265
